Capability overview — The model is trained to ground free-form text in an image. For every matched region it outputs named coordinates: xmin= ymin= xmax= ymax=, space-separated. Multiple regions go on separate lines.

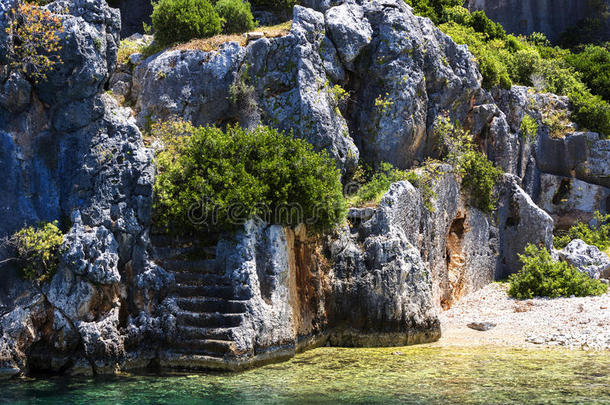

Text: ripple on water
xmin=0 ymin=346 xmax=609 ymax=404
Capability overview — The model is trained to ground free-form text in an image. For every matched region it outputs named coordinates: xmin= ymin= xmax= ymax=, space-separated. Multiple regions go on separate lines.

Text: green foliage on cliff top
xmin=407 ymin=0 xmax=610 ymax=137
xmin=215 ymin=0 xmax=256 ymax=34
xmin=554 ymin=211 xmax=610 ymax=251
xmin=151 ymin=0 xmax=222 ymax=46
xmin=152 ymin=121 xmax=346 ymax=234
xmin=508 ymin=244 xmax=608 ymax=299
xmin=436 ymin=15 xmax=610 ymax=137
xmin=565 ymin=44 xmax=610 ymax=101
xmin=3 ymin=221 xmax=65 ymax=283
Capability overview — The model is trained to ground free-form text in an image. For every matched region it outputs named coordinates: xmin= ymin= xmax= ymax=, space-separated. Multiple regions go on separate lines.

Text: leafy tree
xmin=508 ymin=244 xmax=608 ymax=299
xmin=5 ymin=2 xmax=64 ymax=83
xmin=151 ymin=0 xmax=222 ymax=46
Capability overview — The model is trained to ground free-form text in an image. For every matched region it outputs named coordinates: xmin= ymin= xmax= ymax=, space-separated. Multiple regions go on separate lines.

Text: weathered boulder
xmin=39 ymin=0 xmax=120 ymax=105
xmin=133 ymin=43 xmax=246 ymax=129
xmin=559 ymin=239 xmax=610 ymax=280
xmin=495 ymin=175 xmax=554 ymax=278
xmin=324 ymin=3 xmax=372 ymax=66
xmin=537 ymin=173 xmax=610 ymax=228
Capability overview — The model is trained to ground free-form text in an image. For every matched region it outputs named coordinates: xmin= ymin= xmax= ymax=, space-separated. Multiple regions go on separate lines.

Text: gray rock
xmin=467 ymin=322 xmax=496 ymax=331
xmin=133 ymin=43 xmax=245 ymax=129
xmin=38 ymin=0 xmax=120 ymax=105
xmin=537 ymin=173 xmax=610 ymax=228
xmin=0 ymin=71 xmax=32 ymax=113
xmin=496 ymin=175 xmax=554 ymax=278
xmin=61 ymin=218 xmax=121 ymax=286
xmin=325 ymin=3 xmax=372 ymax=65
xmin=559 ymin=239 xmax=610 ymax=280
xmin=0 ymin=0 xmax=161 ymax=376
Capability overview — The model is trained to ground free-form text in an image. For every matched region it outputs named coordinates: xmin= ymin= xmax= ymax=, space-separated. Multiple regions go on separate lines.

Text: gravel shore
xmin=434 ymin=283 xmax=610 ymax=350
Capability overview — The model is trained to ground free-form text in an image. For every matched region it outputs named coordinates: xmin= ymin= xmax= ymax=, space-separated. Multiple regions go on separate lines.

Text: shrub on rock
xmin=152 ymin=121 xmax=346 ymax=234
xmin=508 ymin=244 xmax=608 ymax=299
xmin=215 ymin=0 xmax=256 ymax=34
xmin=151 ymin=0 xmax=222 ymax=46
xmin=554 ymin=211 xmax=610 ymax=251
xmin=1 ymin=221 xmax=65 ymax=283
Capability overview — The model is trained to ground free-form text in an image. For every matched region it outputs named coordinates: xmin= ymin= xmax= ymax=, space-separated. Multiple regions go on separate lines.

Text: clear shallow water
xmin=1 ymin=346 xmax=609 ymax=404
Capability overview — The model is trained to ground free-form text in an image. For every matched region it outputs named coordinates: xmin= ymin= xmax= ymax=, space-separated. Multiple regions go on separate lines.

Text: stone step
xmin=176 ymin=297 xmax=247 ymax=314
xmin=174 ymin=339 xmax=236 ymax=357
xmin=173 ymin=272 xmax=227 ymax=286
xmin=162 ymin=259 xmax=219 ymax=274
xmin=177 ymin=325 xmax=237 ymax=341
xmin=176 ymin=311 xmax=244 ymax=328
xmin=172 ymin=284 xmax=252 ymax=300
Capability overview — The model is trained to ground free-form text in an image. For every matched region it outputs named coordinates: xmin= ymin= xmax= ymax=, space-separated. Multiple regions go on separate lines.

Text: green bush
xmin=569 ymin=90 xmax=610 ymax=135
xmin=554 ymin=211 xmax=610 ymax=250
xmin=347 ymin=162 xmax=408 ymax=207
xmin=436 ymin=118 xmax=503 ymax=213
xmin=152 ymin=121 xmax=346 ymax=234
xmin=507 ymin=48 xmax=542 ymax=86
xmin=566 ymin=45 xmax=610 ymax=101
xmin=508 ymin=244 xmax=608 ymax=299
xmin=470 ymin=10 xmax=505 ymax=40
xmin=4 ymin=221 xmax=64 ymax=283
xmin=151 ymin=0 xmax=222 ymax=46
xmin=520 ymin=114 xmax=539 ymax=141
xmin=215 ymin=0 xmax=256 ymax=34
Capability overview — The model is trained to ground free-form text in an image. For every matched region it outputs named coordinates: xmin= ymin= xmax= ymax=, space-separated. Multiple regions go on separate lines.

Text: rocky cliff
xmin=465 ymin=0 xmax=609 ymax=42
xmin=0 ymin=0 xmax=608 ymax=377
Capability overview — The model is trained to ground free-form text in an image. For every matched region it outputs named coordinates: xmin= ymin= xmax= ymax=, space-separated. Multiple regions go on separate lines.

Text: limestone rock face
xmin=559 ymin=239 xmax=610 ymax=280
xmin=495 ymin=175 xmax=554 ymax=278
xmin=0 ymin=0 xmax=165 ymax=376
xmin=537 ymin=173 xmax=610 ymax=228
xmin=131 ymin=0 xmax=519 ymax=175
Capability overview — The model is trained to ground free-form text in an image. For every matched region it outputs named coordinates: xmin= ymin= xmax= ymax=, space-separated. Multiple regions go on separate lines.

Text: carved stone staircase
xmin=150 ymin=235 xmax=251 ymax=369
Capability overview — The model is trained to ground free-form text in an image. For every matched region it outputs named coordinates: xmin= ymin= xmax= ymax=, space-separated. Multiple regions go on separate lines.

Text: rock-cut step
xmin=178 ymin=326 xmax=238 ymax=341
xmin=162 ymin=259 xmax=220 ymax=274
xmin=173 ymin=272 xmax=226 ymax=286
xmin=172 ymin=284 xmax=252 ymax=300
xmin=176 ymin=311 xmax=244 ymax=328
xmin=173 ymin=339 xmax=237 ymax=357
xmin=176 ymin=297 xmax=247 ymax=314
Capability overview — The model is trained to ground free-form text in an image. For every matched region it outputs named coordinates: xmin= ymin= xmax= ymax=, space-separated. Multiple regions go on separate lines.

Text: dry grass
xmin=604 ymin=246 xmax=610 ymax=258
xmin=173 ymin=21 xmax=292 ymax=52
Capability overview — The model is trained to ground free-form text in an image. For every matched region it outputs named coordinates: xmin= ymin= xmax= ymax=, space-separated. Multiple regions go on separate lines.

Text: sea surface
xmin=1 ymin=346 xmax=609 ymax=404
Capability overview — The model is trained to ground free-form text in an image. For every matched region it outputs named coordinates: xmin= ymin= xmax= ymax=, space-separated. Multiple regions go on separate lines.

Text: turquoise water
xmin=1 ymin=346 xmax=609 ymax=404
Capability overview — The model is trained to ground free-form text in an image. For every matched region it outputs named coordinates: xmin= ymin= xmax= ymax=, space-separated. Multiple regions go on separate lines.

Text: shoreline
xmin=432 ymin=283 xmax=610 ymax=351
